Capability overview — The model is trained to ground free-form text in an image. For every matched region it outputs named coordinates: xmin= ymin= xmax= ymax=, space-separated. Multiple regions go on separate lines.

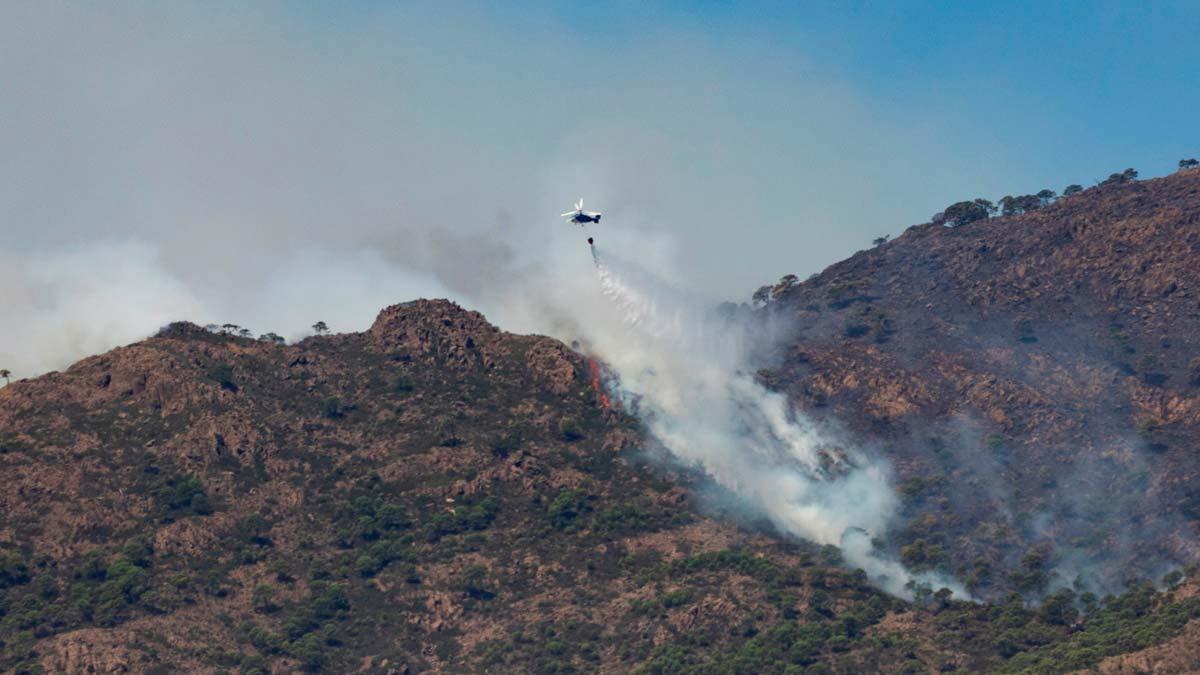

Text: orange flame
xmin=587 ymin=356 xmax=612 ymax=409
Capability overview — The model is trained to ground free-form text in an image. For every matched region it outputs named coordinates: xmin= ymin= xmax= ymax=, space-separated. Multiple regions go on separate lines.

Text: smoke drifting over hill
xmin=5 ymin=4 xmax=1197 ymax=605
xmin=584 ymin=247 xmax=964 ymax=598
xmin=0 ymin=2 xmax=1032 ymax=379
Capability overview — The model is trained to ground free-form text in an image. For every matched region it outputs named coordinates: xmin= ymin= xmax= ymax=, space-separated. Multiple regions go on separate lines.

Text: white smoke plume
xmin=0 ymin=242 xmax=207 ymax=376
xmin=580 ymin=246 xmax=964 ymax=598
xmin=0 ymin=242 xmax=453 ymax=377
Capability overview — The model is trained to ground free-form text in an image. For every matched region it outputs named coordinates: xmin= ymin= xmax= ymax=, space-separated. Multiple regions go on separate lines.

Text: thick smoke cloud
xmin=0 ymin=2 xmax=1022 ymax=378
xmin=0 ymin=242 xmax=207 ymax=376
xmin=583 ymin=248 xmax=963 ymax=597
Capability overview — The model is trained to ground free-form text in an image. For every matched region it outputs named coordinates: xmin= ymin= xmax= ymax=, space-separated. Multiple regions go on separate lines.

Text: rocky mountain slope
xmin=768 ymin=167 xmax=1200 ymax=599
xmin=3 ymin=170 xmax=1200 ymax=673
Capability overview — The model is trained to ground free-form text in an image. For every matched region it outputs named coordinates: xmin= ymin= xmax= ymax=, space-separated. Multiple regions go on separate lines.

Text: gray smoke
xmin=0 ymin=3 xmax=1026 ymax=379
xmin=578 ymin=247 xmax=964 ymax=598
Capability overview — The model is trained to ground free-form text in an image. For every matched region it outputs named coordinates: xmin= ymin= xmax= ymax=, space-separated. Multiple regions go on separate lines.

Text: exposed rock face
xmin=368 ymin=299 xmax=584 ymax=395
xmin=40 ymin=629 xmax=156 ymax=674
xmin=369 ymin=299 xmax=504 ymax=369
xmin=523 ymin=340 xmax=579 ymax=395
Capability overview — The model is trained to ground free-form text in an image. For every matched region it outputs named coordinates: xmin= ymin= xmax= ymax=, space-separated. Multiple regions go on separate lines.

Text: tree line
xmin=201 ymin=320 xmax=332 ymax=345
xmin=932 ymin=158 xmax=1197 ymax=229
xmin=931 ymin=173 xmax=1114 ymax=228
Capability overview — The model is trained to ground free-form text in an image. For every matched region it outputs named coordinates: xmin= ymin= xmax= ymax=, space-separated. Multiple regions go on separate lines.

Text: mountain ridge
xmin=4 ymin=171 xmax=1200 ymax=672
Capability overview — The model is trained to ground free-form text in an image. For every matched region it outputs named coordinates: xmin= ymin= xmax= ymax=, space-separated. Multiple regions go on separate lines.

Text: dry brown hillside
xmin=770 ymin=167 xmax=1200 ymax=598
xmin=4 ymin=171 xmax=1200 ymax=673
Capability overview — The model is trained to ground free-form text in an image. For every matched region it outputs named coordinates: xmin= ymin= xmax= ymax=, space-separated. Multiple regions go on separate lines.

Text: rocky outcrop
xmin=368 ymin=299 xmax=504 ymax=369
xmin=523 ymin=339 xmax=579 ymax=395
xmin=39 ymin=629 xmax=161 ymax=674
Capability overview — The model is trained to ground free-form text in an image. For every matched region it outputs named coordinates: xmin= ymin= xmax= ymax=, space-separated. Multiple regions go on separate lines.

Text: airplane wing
xmin=560 ymin=211 xmax=578 ymax=217
xmin=582 ymin=211 xmax=601 ymax=217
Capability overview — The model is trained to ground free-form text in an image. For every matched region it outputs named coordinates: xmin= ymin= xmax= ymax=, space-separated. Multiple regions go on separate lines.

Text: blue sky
xmin=548 ymin=0 xmax=1197 ymax=180
xmin=530 ymin=0 xmax=1199 ymax=178
xmin=1 ymin=1 xmax=1197 ymax=372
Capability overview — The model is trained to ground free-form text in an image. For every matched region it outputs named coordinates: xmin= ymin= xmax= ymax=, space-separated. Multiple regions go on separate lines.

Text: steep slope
xmin=769 ymin=168 xmax=1200 ymax=597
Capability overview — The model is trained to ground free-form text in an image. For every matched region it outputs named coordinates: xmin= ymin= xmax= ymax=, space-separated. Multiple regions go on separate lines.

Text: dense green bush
xmin=558 ymin=417 xmax=584 ymax=442
xmin=154 ymin=474 xmax=212 ymax=519
xmin=427 ymin=496 xmax=499 ymax=540
xmin=546 ymin=489 xmax=591 ymax=531
xmin=899 ymin=539 xmax=948 ymax=573
xmin=394 ymin=374 xmax=415 ymax=393
xmin=491 ymin=428 xmax=522 ymax=458
xmin=460 ymin=565 xmax=494 ymax=600
xmin=0 ymin=554 xmax=31 ymax=589
xmin=596 ymin=501 xmax=688 ymax=536
xmin=999 ymin=584 xmax=1200 ymax=672
xmin=207 ymin=364 xmax=237 ymax=391
xmin=321 ymin=396 xmax=343 ymax=419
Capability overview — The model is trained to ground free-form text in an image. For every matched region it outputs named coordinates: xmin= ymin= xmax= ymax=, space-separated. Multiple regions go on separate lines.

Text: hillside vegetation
xmin=4 ymin=169 xmax=1200 ymax=672
xmin=767 ymin=167 xmax=1200 ymax=599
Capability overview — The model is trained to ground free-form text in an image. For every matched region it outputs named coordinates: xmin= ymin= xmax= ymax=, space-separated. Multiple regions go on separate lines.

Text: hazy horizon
xmin=2 ymin=1 xmax=1198 ymax=376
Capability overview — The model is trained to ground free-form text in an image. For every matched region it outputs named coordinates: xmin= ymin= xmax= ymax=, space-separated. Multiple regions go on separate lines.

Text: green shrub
xmin=0 ymin=553 xmax=31 ymax=589
xmin=461 ymin=565 xmax=494 ymax=600
xmin=427 ymin=496 xmax=499 ymax=540
xmin=252 ymin=584 xmax=278 ymax=613
xmin=546 ymin=489 xmax=590 ymax=531
xmin=1008 ymin=549 xmax=1051 ymax=594
xmin=154 ymin=474 xmax=212 ymax=518
xmin=1014 ymin=317 xmax=1037 ymax=343
xmin=998 ymin=584 xmax=1200 ymax=673
xmin=492 ymin=428 xmax=522 ymax=458
xmin=661 ymin=588 xmax=694 ymax=608
xmin=899 ymin=539 xmax=949 ymax=573
xmin=558 ymin=417 xmax=584 ymax=442
xmin=640 ymin=644 xmax=697 ymax=674
xmin=437 ymin=420 xmax=463 ymax=447
xmin=629 ymin=598 xmax=659 ymax=616
xmin=66 ymin=552 xmax=151 ymax=627
xmin=1137 ymin=417 xmax=1162 ymax=437
xmin=844 ymin=322 xmax=869 ymax=338
xmin=289 ymin=632 xmax=328 ymax=670
xmin=394 ymin=375 xmax=415 ymax=393
xmin=207 ymin=364 xmax=237 ymax=392
xmin=596 ymin=502 xmax=685 ymax=535
xmin=321 ymin=396 xmax=342 ymax=419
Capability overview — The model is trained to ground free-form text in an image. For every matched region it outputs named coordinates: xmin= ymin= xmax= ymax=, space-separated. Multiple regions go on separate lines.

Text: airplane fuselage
xmin=570 ymin=213 xmax=601 ymax=224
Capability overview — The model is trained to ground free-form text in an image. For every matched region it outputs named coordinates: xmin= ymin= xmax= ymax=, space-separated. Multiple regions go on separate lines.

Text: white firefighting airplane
xmin=560 ymin=198 xmax=602 ymax=225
